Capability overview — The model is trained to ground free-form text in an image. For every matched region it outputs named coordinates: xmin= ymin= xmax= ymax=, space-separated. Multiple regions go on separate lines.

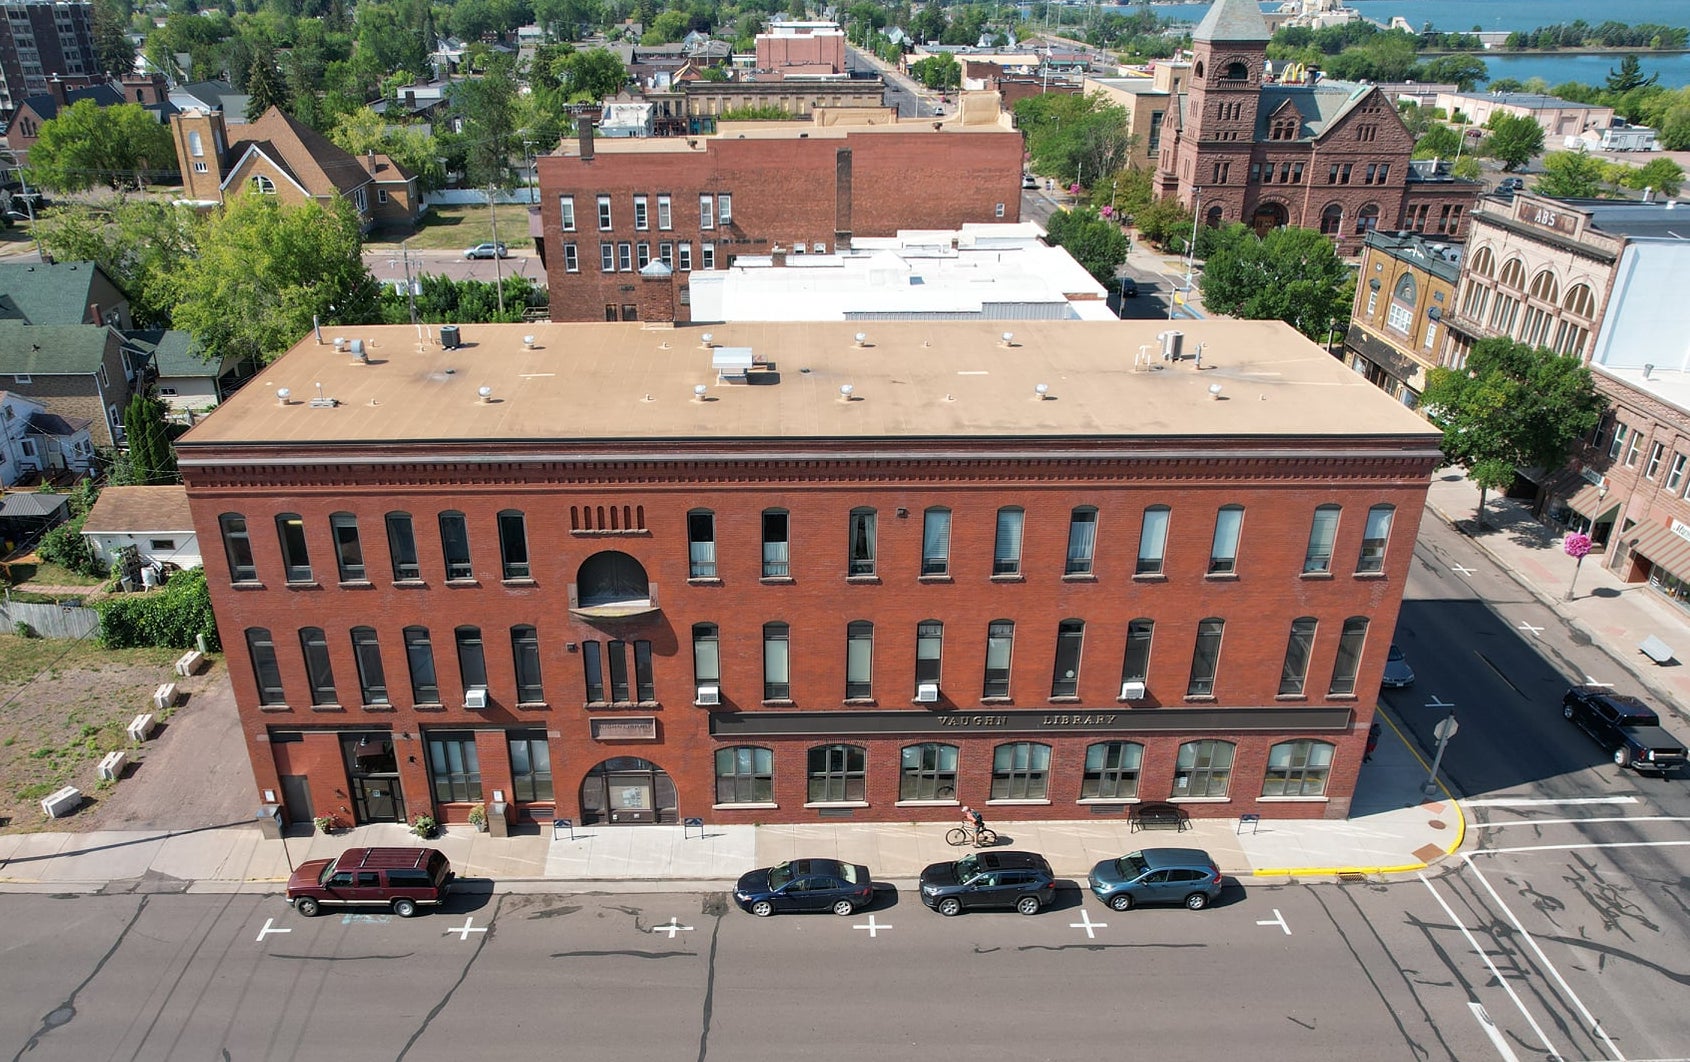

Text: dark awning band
xmin=1627 ymin=522 xmax=1690 ymax=579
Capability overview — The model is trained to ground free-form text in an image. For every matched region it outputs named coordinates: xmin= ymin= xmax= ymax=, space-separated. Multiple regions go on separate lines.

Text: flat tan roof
xmin=556 ymin=111 xmax=1013 ymax=155
xmin=176 ymin=319 xmax=1441 ymax=448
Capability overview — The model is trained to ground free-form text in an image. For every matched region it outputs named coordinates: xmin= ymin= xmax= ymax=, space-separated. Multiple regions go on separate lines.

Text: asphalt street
xmin=4 ymin=503 xmax=1688 ymax=1061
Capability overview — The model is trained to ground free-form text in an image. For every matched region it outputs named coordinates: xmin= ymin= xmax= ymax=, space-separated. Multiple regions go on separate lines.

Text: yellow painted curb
xmin=1375 ymin=702 xmax=1467 ymax=856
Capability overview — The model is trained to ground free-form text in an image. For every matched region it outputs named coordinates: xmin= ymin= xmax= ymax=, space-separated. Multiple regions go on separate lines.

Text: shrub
xmin=92 ymin=567 xmax=220 ymax=650
xmin=36 ymin=517 xmax=105 ymax=577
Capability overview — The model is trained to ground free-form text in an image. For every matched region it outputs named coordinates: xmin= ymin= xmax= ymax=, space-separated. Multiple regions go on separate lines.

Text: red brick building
xmin=179 ymin=319 xmax=1439 ymax=832
xmin=1157 ymin=0 xmax=1479 ymax=252
xmin=534 ymin=100 xmax=1026 ymax=323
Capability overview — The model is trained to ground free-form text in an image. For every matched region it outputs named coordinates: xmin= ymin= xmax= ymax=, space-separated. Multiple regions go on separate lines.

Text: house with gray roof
xmin=122 ymin=329 xmax=254 ymax=414
xmin=0 ymin=260 xmax=132 ymax=329
xmin=0 ymin=321 xmax=137 ymax=449
xmin=0 ymin=390 xmax=94 ymax=484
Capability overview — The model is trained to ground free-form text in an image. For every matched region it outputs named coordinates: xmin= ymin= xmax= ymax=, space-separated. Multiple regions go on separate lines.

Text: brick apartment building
xmin=0 ymin=0 xmax=98 ymax=115
xmin=179 ymin=318 xmax=1438 ymax=832
xmin=533 ymin=98 xmax=1025 ymax=323
xmin=1157 ymin=0 xmax=1478 ymax=252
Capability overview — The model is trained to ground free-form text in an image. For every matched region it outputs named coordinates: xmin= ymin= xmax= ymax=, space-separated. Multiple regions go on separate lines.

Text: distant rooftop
xmin=1561 ymin=198 xmax=1690 ymax=240
xmin=1361 ymin=230 xmax=1462 ymax=282
xmin=175 ymin=319 xmax=1440 ymax=451
xmin=1446 ymin=91 xmax=1609 ymax=110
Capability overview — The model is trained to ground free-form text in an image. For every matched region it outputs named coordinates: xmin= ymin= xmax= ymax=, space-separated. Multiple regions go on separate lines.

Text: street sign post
xmin=1423 ymin=713 xmax=1459 ymax=797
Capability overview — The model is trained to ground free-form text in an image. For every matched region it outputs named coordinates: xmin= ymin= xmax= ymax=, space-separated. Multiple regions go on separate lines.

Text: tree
xmin=123 ymin=392 xmax=177 ymax=485
xmin=557 ymin=47 xmax=627 ymax=101
xmin=1419 ymin=53 xmax=1488 ymax=91
xmin=1536 ymin=149 xmax=1607 ymax=198
xmin=1412 ymin=123 xmax=1462 ymax=160
xmin=448 ymin=53 xmax=520 ymax=189
xmin=91 ymin=0 xmax=136 ymax=80
xmin=1482 ymin=112 xmax=1545 ymax=171
xmin=1420 ymin=337 xmax=1603 ymax=528
xmin=1133 ymin=196 xmax=1192 ymax=250
xmin=1014 ymin=91 xmax=1134 ymax=187
xmin=330 ymin=107 xmax=447 ymax=191
xmin=244 ymin=52 xmax=290 ymax=121
xmin=1198 ymin=224 xmax=1351 ymax=341
xmin=1606 ymin=54 xmax=1658 ymax=94
xmin=168 ymin=193 xmax=380 ymax=366
xmin=24 ymin=100 xmax=175 ymax=191
xmin=34 ymin=197 xmax=195 ymax=328
xmin=1622 ymin=156 xmax=1685 ymax=196
xmin=534 ymin=0 xmax=601 ymax=40
xmin=1044 ymin=208 xmax=1128 ymax=286
xmin=909 ymin=54 xmax=960 ymax=89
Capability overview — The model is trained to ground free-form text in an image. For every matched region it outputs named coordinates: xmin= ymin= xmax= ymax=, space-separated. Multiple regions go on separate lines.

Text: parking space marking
xmin=1426 ymin=695 xmax=1455 ymax=711
xmin=1516 ymin=621 xmax=1545 ymax=637
xmin=1475 ymin=816 xmax=1690 ymax=829
xmin=1476 ymin=840 xmax=1690 ymax=856
xmin=1465 ymin=796 xmax=1638 ymax=808
xmin=651 ymin=918 xmax=694 ymax=938
xmin=1452 ymin=563 xmax=1477 ymax=577
xmin=1255 ymin=909 xmax=1290 ymax=936
xmin=1467 ymin=1002 xmax=1523 ymax=1062
xmin=1462 ymin=855 xmax=1625 ymax=1062
xmin=1069 ymin=909 xmax=1107 ymax=939
xmin=256 ymin=918 xmax=291 ymax=942
xmin=1420 ymin=872 xmax=1557 ymax=1060
xmin=1582 ymin=676 xmax=1614 ymax=687
xmin=852 ymin=914 xmax=892 ymax=938
xmin=446 ymin=917 xmax=488 ymax=941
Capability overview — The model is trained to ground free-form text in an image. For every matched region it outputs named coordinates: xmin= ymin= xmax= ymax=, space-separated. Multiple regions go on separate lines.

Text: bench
xmin=97 ymin=750 xmax=127 ymax=781
xmin=174 ymin=650 xmax=205 ymax=677
xmin=1129 ymin=803 xmax=1190 ymax=833
xmin=41 ymin=785 xmax=81 ymax=818
xmin=1640 ymin=635 xmax=1676 ymax=665
xmin=153 ymin=683 xmax=178 ymax=710
xmin=127 ymin=713 xmax=156 ymax=743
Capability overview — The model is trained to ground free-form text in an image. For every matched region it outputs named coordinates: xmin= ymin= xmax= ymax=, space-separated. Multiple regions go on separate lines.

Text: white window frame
xmin=634 ymin=195 xmax=649 ymax=231
xmin=597 ymin=194 xmax=612 ymax=230
xmin=657 ymin=194 xmax=672 ymax=230
xmin=600 ymin=242 xmax=615 ymax=272
xmin=559 ymin=195 xmax=576 ymax=231
xmin=1646 ymin=441 xmax=1665 ymax=481
xmin=701 ymin=242 xmax=715 ymax=270
xmin=717 ymin=193 xmax=732 ymax=225
xmin=564 ymin=243 xmax=579 ymax=273
xmin=699 ymin=194 xmax=714 ymax=230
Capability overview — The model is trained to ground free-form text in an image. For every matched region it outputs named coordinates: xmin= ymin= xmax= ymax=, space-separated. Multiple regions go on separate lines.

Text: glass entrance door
xmin=341 ymin=732 xmax=404 ymax=824
xmin=580 ymin=758 xmax=677 ymax=825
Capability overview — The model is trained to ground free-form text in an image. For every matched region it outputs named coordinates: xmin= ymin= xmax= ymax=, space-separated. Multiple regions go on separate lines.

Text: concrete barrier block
xmin=98 ymin=750 xmax=127 ymax=781
xmin=153 ymin=683 xmax=178 ymax=710
xmin=127 ymin=713 xmax=156 ymax=743
xmin=174 ymin=650 xmax=204 ymax=677
xmin=41 ymin=785 xmax=81 ymax=817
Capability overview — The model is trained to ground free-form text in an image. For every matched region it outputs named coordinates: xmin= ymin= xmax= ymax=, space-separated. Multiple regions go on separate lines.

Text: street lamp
xmin=1170 ymin=185 xmax=1200 ymax=321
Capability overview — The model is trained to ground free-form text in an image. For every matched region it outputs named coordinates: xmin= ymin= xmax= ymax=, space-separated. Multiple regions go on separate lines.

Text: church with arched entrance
xmin=1154 ymin=0 xmax=1479 ymax=253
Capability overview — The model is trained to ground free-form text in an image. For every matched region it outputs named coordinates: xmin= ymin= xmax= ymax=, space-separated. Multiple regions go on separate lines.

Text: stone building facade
xmin=1343 ymin=230 xmax=1461 ymax=408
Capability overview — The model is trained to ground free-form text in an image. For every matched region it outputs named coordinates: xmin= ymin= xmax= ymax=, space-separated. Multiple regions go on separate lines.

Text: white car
xmin=464 ymin=242 xmax=509 ymax=259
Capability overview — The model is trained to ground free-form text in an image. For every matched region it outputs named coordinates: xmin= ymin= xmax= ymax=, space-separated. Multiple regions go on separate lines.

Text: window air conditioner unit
xmin=695 ymin=684 xmax=721 ymax=706
xmin=915 ymin=682 xmax=940 ymax=703
xmin=464 ymin=686 xmax=488 ymax=709
xmin=1120 ymin=681 xmax=1147 ymax=701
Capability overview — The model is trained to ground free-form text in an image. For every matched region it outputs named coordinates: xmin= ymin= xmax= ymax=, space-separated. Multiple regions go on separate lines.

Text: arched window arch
xmin=1528 ymin=269 xmax=1559 ymax=303
xmin=807 ymin=744 xmax=866 ymax=802
xmin=715 ymin=746 xmax=772 ymax=803
xmin=1468 ymin=245 xmax=1495 ymax=278
xmin=1392 ymin=273 xmax=1418 ymax=305
xmin=1354 ymin=203 xmax=1380 ymax=234
xmin=1205 ymin=205 xmax=1223 ymax=228
xmin=251 ymin=174 xmax=276 ymax=194
xmin=1263 ymin=740 xmax=1335 ymax=796
xmin=1319 ymin=203 xmax=1343 ymax=235
xmin=1387 ymin=273 xmax=1417 ymax=333
xmin=991 ymin=741 xmax=1052 ymax=799
xmin=900 ymin=742 xmax=959 ymax=800
xmin=1563 ymin=282 xmax=1596 ymax=318
xmin=1222 ymin=60 xmax=1248 ymax=81
xmin=1497 ymin=257 xmax=1527 ymax=290
xmin=576 ymin=550 xmax=650 ymax=607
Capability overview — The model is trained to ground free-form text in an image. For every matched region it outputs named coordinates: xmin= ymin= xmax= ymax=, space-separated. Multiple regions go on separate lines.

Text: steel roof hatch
xmin=713 ymin=346 xmax=777 ymax=385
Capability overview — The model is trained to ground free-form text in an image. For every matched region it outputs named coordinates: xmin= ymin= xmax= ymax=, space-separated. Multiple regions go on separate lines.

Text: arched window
xmin=351 ymin=626 xmax=388 ymax=705
xmin=1172 ymin=739 xmax=1234 ymax=798
xmin=1205 ymin=205 xmax=1223 ymax=228
xmin=246 ymin=627 xmax=284 ymax=704
xmin=220 ymin=513 xmax=257 ymax=582
xmin=1278 ymin=617 xmax=1318 ymax=696
xmin=1468 ymin=245 xmax=1495 ymax=278
xmin=847 ymin=507 xmax=877 ymax=576
xmin=808 ymin=744 xmax=866 ymax=802
xmin=1222 ymin=60 xmax=1248 ymax=81
xmin=991 ymin=741 xmax=1052 ymax=800
xmin=983 ymin=620 xmax=1015 ymax=698
xmin=1392 ymin=273 xmax=1417 ymax=305
xmin=1209 ymin=505 xmax=1244 ymax=574
xmin=922 ymin=507 xmax=952 ymax=576
xmin=1528 ymin=269 xmax=1559 ymax=303
xmin=1354 ymin=203 xmax=1380 ymax=234
xmin=275 ymin=513 xmax=310 ymax=583
xmin=188 ymin=130 xmax=203 ymax=157
xmin=1329 ymin=616 xmax=1369 ymax=695
xmin=692 ymin=623 xmax=720 ymax=689
xmin=299 ymin=627 xmax=336 ymax=705
xmin=1562 ymin=282 xmax=1596 ymax=318
xmin=251 ymin=174 xmax=276 ymax=194
xmin=1319 ymin=203 xmax=1343 ymax=235
xmin=1263 ymin=740 xmax=1335 ymax=797
xmin=687 ymin=508 xmax=716 ymax=578
xmin=497 ymin=510 xmax=529 ymax=580
xmin=1387 ymin=274 xmax=1417 ymax=333
xmin=576 ymin=550 xmax=651 ymax=606
xmin=916 ymin=620 xmax=943 ymax=689
xmin=1081 ymin=741 xmax=1143 ymax=799
xmin=715 ymin=746 xmax=773 ymax=803
xmin=900 ymin=742 xmax=959 ymax=800
xmin=1358 ymin=504 xmax=1395 ymax=573
xmin=1121 ymin=619 xmax=1154 ymax=686
xmin=764 ymin=622 xmax=790 ymax=700
xmin=1187 ymin=618 xmax=1224 ymax=697
xmin=1065 ymin=506 xmax=1098 ymax=575
xmin=1497 ymin=257 xmax=1527 ymax=290
xmin=1304 ymin=504 xmax=1341 ymax=573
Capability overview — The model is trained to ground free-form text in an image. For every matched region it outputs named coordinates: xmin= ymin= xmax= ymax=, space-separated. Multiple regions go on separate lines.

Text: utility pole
xmin=1170 ymin=185 xmax=1200 ymax=321
xmin=488 ymin=184 xmax=506 ymax=317
xmin=401 ymin=239 xmax=418 ymax=326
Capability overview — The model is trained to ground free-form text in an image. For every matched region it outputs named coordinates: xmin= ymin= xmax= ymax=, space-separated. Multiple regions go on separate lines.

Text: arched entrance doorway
xmin=580 ymin=757 xmax=678 ymax=824
xmin=1250 ymin=202 xmax=1288 ymax=238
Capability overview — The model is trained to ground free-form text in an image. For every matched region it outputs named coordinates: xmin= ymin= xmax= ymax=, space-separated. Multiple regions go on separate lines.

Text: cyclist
xmin=962 ymin=805 xmax=987 ymax=845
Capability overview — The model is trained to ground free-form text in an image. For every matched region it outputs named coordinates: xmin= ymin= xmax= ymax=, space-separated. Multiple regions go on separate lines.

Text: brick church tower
xmin=1159 ymin=0 xmax=1271 ymax=226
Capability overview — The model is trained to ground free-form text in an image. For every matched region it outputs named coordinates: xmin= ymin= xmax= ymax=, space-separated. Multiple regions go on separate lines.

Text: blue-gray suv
xmin=1088 ymin=847 xmax=1223 ymax=911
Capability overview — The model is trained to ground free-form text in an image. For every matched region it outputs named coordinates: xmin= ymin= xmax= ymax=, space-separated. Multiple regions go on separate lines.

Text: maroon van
xmin=287 ymin=847 xmax=454 ymax=918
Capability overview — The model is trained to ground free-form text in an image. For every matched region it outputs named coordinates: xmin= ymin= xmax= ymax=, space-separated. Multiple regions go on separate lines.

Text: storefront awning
xmin=1565 ymin=481 xmax=1615 ymax=519
xmin=1626 ymin=523 xmax=1690 ymax=580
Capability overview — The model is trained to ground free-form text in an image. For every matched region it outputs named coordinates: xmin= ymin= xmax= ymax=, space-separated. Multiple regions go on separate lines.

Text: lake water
xmin=1121 ymin=0 xmax=1690 ymax=87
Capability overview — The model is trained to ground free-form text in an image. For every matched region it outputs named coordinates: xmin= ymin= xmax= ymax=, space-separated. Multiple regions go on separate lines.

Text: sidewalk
xmin=0 ymin=712 xmax=1458 ymax=892
xmin=1423 ymin=467 xmax=1690 ymax=713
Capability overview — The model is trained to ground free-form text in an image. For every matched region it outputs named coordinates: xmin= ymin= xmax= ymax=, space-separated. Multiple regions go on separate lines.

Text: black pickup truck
xmin=1562 ymin=686 xmax=1689 ymax=772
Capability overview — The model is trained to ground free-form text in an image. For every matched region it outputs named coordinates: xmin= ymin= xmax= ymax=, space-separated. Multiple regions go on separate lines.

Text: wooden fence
xmin=0 ymin=598 xmax=100 ymax=640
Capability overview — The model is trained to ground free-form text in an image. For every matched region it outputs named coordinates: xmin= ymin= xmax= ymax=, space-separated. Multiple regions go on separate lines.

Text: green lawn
xmin=6 ymin=561 xmax=105 ymax=588
xmin=366 ymin=203 xmax=536 ymax=252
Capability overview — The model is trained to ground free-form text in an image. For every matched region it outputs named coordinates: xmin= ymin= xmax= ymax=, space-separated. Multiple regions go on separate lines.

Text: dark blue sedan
xmin=734 ymin=858 xmax=874 ymax=917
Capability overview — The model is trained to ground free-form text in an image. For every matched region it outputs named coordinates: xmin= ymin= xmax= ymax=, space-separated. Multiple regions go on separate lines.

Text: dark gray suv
xmin=1087 ymin=847 xmax=1223 ymax=911
xmin=919 ymin=850 xmax=1056 ymax=916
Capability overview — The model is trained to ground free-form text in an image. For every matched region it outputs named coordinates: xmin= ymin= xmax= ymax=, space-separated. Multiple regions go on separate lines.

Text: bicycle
xmin=945 ymin=823 xmax=998 ymax=847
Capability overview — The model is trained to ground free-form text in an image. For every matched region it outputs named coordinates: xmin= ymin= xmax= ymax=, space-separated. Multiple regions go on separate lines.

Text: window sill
xmin=309 ymin=704 xmax=345 ymax=713
xmin=1326 ymin=693 xmax=1358 ymax=702
xmin=338 ymin=580 xmax=374 ymax=590
xmin=1352 ymin=572 xmax=1386 ymax=581
xmin=1132 ymin=573 xmax=1167 ymax=582
xmin=361 ymin=702 xmax=396 ymax=712
xmin=502 ymin=578 xmax=537 ymax=587
xmin=444 ymin=578 xmax=480 ymax=588
xmin=413 ymin=702 xmax=444 ymax=710
xmin=1061 ymin=573 xmax=1097 ymax=583
xmin=515 ymin=701 xmax=550 ymax=710
xmin=989 ymin=573 xmax=1024 ymax=583
xmin=1274 ymin=694 xmax=1308 ymax=702
xmin=1258 ymin=796 xmax=1330 ymax=803
xmin=845 ymin=575 xmax=881 ymax=585
xmin=393 ymin=579 xmax=427 ymax=589
xmin=1183 ymin=695 xmax=1216 ymax=703
xmin=258 ymin=703 xmax=292 ymax=713
xmin=896 ymin=799 xmax=961 ymax=807
xmin=714 ymin=802 xmax=777 ymax=810
xmin=918 ymin=574 xmax=952 ymax=584
xmin=1168 ymin=796 xmax=1231 ymax=803
xmin=285 ymin=580 xmax=321 ymax=590
xmin=804 ymin=801 xmax=870 ymax=809
xmin=985 ymin=799 xmax=1050 ymax=806
xmin=1048 ymin=696 xmax=1081 ymax=704
xmin=842 ymin=698 xmax=877 ymax=707
xmin=1204 ymin=572 xmax=1239 ymax=581
xmin=980 ymin=696 xmax=1014 ymax=706
xmin=687 ymin=577 xmax=723 ymax=587
xmin=760 ymin=576 xmax=795 ymax=586
xmin=1078 ymin=797 xmax=1142 ymax=805
xmin=762 ymin=699 xmax=795 ymax=707
xmin=230 ymin=581 xmax=267 ymax=590
xmin=1300 ymin=571 xmax=1334 ymax=581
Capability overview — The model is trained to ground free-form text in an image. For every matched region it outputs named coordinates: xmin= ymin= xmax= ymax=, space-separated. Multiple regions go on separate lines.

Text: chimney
xmin=366 ymin=149 xmax=377 ymax=174
xmin=89 ymin=303 xmax=102 ymax=327
xmin=579 ymin=120 xmax=595 ymax=161
xmin=405 ymin=89 xmax=416 ymax=107
xmin=47 ymin=76 xmax=66 ymax=106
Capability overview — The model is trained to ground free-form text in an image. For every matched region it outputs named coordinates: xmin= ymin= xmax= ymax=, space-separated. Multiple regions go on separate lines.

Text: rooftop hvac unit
xmin=1120 ymin=681 xmax=1146 ymax=701
xmin=464 ymin=686 xmax=488 ymax=709
xmin=695 ymin=684 xmax=721 ymax=706
xmin=915 ymin=682 xmax=940 ymax=703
